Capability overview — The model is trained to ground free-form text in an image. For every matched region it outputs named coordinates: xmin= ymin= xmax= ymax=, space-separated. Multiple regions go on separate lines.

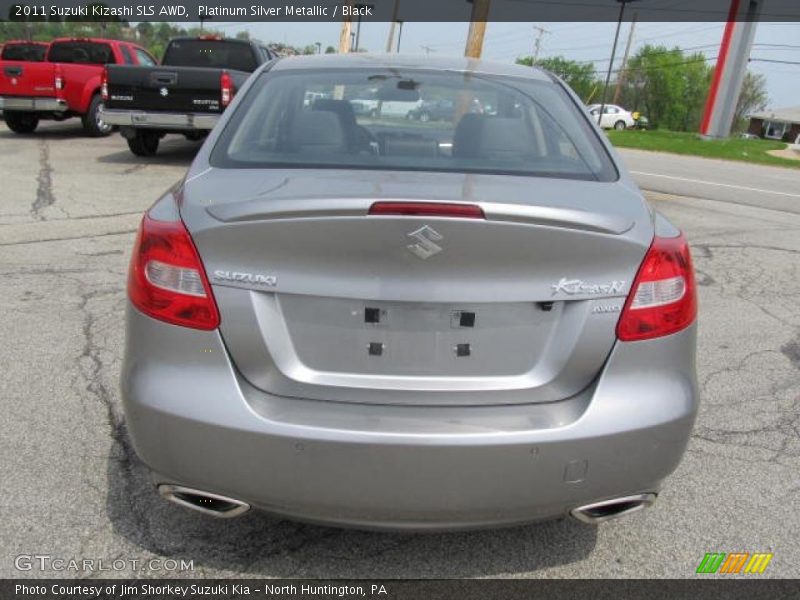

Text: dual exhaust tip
xmin=158 ymin=483 xmax=656 ymax=525
xmin=157 ymin=484 xmax=250 ymax=518
xmin=570 ymin=493 xmax=656 ymax=524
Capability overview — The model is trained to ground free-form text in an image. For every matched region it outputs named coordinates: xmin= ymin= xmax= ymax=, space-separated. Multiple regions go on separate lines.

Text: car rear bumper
xmin=100 ymin=107 xmax=219 ymax=130
xmin=122 ymin=303 xmax=698 ymax=531
xmin=0 ymin=96 xmax=67 ymax=112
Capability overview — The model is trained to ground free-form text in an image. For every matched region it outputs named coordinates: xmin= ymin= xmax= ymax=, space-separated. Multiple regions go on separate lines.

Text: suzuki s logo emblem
xmin=159 ymin=87 xmax=169 ymax=97
xmin=406 ymin=225 xmax=443 ymax=260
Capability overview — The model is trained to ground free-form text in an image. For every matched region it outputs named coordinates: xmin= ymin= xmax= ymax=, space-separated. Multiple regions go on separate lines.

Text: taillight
xmin=54 ymin=64 xmax=64 ymax=92
xmin=220 ymin=71 xmax=233 ymax=108
xmin=616 ymin=233 xmax=697 ymax=342
xmin=127 ymin=212 xmax=220 ymax=330
xmin=368 ymin=201 xmax=485 ymax=219
xmin=100 ymin=67 xmax=108 ymax=101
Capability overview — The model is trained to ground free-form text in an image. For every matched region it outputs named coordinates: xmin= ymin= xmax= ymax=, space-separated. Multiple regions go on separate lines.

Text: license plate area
xmin=278 ymin=295 xmax=556 ymax=377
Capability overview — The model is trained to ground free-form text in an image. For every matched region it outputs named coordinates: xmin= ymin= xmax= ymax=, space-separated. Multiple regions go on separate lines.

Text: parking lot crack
xmin=32 ymin=139 xmax=56 ymax=220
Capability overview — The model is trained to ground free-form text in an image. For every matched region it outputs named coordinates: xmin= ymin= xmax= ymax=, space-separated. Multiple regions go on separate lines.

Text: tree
xmin=622 ymin=45 xmax=713 ymax=131
xmin=235 ymin=30 xmax=250 ymax=41
xmin=325 ymin=45 xmax=336 ymax=54
xmin=733 ymin=71 xmax=768 ymax=133
xmin=516 ymin=55 xmax=599 ymax=103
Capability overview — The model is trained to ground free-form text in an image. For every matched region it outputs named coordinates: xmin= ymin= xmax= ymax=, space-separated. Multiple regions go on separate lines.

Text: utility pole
xmin=597 ymin=0 xmax=638 ymax=126
xmin=613 ymin=12 xmax=637 ymax=105
xmin=464 ymin=0 xmax=490 ymax=59
xmin=420 ymin=45 xmax=436 ymax=55
xmin=385 ymin=0 xmax=401 ymax=53
xmin=338 ymin=0 xmax=353 ymax=54
xmin=532 ymin=25 xmax=551 ymax=64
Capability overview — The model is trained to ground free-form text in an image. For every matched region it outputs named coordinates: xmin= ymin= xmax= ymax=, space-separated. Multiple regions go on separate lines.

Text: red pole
xmin=699 ymin=0 xmax=740 ymax=135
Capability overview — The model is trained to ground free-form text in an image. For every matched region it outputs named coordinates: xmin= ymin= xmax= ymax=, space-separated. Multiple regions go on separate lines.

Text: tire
xmin=82 ymin=94 xmax=113 ymax=137
xmin=127 ymin=131 xmax=160 ymax=157
xmin=614 ymin=120 xmax=626 ymax=131
xmin=419 ymin=112 xmax=431 ymax=123
xmin=3 ymin=111 xmax=39 ymax=134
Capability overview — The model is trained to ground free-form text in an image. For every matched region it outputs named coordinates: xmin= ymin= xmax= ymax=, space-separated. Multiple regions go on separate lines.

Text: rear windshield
xmin=1 ymin=43 xmax=47 ymax=61
xmin=163 ymin=40 xmax=257 ymax=72
xmin=211 ymin=68 xmax=617 ymax=181
xmin=48 ymin=42 xmax=114 ymax=65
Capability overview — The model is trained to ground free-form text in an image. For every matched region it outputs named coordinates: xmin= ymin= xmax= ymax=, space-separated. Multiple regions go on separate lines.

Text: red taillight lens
xmin=128 ymin=213 xmax=220 ymax=330
xmin=368 ymin=201 xmax=485 ymax=219
xmin=220 ymin=71 xmax=233 ymax=108
xmin=100 ymin=67 xmax=108 ymax=101
xmin=616 ymin=233 xmax=697 ymax=342
xmin=54 ymin=64 xmax=64 ymax=92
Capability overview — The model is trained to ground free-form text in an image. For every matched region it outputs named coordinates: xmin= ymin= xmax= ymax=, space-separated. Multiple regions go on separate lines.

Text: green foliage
xmin=516 ymin=55 xmax=599 ymax=103
xmin=619 ymin=45 xmax=713 ymax=131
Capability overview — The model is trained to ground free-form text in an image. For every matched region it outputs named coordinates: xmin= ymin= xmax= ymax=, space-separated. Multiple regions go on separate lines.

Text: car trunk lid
xmin=181 ymin=169 xmax=653 ymax=405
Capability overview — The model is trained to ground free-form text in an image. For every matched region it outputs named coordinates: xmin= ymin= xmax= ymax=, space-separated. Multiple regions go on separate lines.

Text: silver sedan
xmin=121 ymin=54 xmax=698 ymax=530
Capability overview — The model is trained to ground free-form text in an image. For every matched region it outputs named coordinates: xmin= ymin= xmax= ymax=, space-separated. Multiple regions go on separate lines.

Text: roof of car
xmin=270 ymin=53 xmax=553 ymax=81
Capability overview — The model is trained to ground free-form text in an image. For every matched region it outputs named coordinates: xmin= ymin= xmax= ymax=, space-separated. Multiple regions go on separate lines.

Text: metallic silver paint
xmin=121 ymin=55 xmax=699 ymax=529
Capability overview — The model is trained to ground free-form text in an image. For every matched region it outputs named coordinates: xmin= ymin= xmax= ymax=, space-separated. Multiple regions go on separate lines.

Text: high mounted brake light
xmin=616 ymin=233 xmax=697 ymax=342
xmin=368 ymin=202 xmax=485 ymax=219
xmin=220 ymin=70 xmax=233 ymax=108
xmin=128 ymin=212 xmax=220 ymax=330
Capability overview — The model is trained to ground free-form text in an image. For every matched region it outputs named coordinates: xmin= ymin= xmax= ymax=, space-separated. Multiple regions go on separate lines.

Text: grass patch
xmin=607 ymin=129 xmax=800 ymax=169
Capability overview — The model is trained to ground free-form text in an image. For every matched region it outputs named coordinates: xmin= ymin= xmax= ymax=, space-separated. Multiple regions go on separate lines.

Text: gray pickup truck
xmin=102 ymin=37 xmax=274 ymax=156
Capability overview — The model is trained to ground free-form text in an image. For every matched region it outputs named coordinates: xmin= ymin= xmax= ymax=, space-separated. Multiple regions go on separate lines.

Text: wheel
xmin=614 ymin=120 xmax=626 ymax=131
xmin=419 ymin=112 xmax=431 ymax=123
xmin=3 ymin=111 xmax=39 ymax=134
xmin=82 ymin=94 xmax=113 ymax=137
xmin=126 ymin=131 xmax=160 ymax=157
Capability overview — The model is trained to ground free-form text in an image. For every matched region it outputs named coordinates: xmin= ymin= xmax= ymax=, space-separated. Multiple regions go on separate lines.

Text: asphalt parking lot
xmin=1 ymin=120 xmax=798 ymax=579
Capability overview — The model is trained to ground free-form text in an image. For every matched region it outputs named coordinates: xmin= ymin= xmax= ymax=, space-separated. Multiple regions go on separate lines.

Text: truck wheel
xmin=82 ymin=94 xmax=113 ymax=137
xmin=614 ymin=120 xmax=626 ymax=131
xmin=127 ymin=131 xmax=160 ymax=157
xmin=3 ymin=111 xmax=39 ymax=134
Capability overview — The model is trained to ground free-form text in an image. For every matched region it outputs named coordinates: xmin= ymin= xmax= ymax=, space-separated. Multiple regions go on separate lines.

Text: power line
xmin=749 ymin=58 xmax=800 ymax=66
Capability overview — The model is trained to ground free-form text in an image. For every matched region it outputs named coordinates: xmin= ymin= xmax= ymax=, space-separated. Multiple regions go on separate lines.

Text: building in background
xmin=747 ymin=106 xmax=800 ymax=143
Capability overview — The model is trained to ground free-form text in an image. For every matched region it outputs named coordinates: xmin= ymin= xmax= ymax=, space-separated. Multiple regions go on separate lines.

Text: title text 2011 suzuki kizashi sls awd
xmin=122 ymin=54 xmax=698 ymax=530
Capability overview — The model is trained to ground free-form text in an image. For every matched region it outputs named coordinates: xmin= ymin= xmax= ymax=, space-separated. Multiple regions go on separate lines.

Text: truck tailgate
xmin=106 ymin=65 xmax=231 ymax=113
xmin=0 ymin=61 xmax=55 ymax=97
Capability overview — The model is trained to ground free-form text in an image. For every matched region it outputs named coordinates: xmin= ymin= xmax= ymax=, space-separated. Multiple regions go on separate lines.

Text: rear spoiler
xmin=206 ymin=198 xmax=634 ymax=235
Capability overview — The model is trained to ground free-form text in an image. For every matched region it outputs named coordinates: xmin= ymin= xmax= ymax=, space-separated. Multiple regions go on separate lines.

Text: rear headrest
xmin=313 ymin=99 xmax=357 ymax=127
xmin=452 ymin=113 xmax=484 ymax=158
xmin=291 ymin=110 xmax=346 ymax=153
xmin=453 ymin=114 xmax=532 ymax=160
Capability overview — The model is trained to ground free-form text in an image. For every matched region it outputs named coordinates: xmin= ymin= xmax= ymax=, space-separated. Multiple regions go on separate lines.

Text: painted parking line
xmin=630 ymin=171 xmax=800 ymax=199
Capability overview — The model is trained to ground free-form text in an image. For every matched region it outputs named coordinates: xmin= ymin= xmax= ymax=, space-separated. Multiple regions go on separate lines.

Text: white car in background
xmin=587 ymin=104 xmax=636 ymax=130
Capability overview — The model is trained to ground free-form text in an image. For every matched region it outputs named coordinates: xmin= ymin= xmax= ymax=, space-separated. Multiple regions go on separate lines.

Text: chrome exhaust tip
xmin=157 ymin=484 xmax=250 ymax=518
xmin=570 ymin=493 xmax=656 ymax=524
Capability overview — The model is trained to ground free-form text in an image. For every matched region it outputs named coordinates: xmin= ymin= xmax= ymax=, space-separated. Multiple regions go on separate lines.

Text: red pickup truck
xmin=0 ymin=37 xmax=157 ymax=136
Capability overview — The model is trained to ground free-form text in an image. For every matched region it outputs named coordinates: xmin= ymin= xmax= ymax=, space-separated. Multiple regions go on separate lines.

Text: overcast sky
xmin=208 ymin=20 xmax=798 ymax=109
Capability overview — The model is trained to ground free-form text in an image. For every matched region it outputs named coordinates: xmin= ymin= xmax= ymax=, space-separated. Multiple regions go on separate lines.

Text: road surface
xmin=1 ymin=122 xmax=798 ymax=579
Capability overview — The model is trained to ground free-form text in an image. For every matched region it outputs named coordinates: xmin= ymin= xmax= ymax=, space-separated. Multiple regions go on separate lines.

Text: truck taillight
xmin=220 ymin=71 xmax=233 ymax=108
xmin=616 ymin=233 xmax=697 ymax=342
xmin=100 ymin=67 xmax=108 ymax=101
xmin=127 ymin=212 xmax=220 ymax=331
xmin=54 ymin=64 xmax=64 ymax=92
